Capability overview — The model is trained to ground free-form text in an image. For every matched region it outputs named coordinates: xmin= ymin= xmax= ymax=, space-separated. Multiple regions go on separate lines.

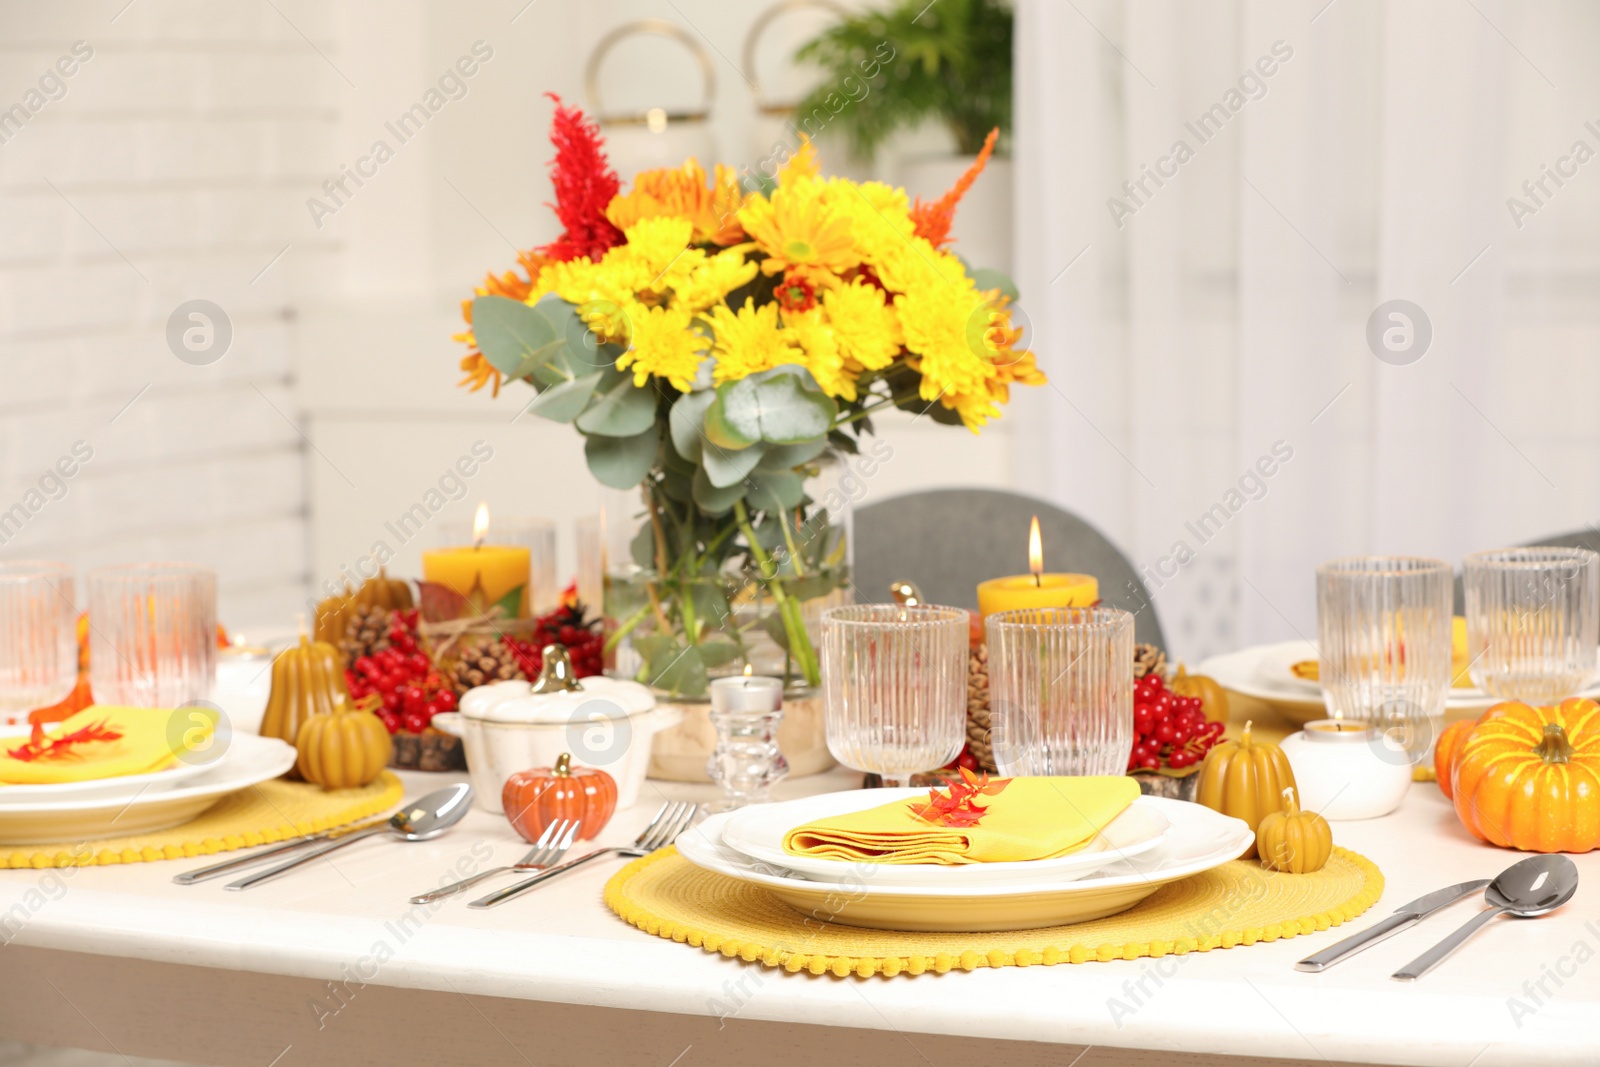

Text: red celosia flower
xmin=538 ymin=93 xmax=623 ymax=263
xmin=907 ymin=766 xmax=1011 ymax=827
xmin=909 ymin=127 xmax=999 ymax=249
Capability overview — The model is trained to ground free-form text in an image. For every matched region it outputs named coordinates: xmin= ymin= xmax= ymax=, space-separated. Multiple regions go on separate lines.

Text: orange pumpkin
xmin=1169 ymin=664 xmax=1230 ymax=725
xmin=1434 ymin=703 xmax=1518 ymax=799
xmin=502 ymin=752 xmax=617 ymax=844
xmin=1451 ymin=697 xmax=1600 ymax=853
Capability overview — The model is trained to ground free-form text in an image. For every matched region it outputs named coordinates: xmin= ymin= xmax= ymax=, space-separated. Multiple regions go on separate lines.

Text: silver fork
xmin=410 ymin=818 xmax=580 ymax=905
xmin=468 ymin=800 xmax=698 ymax=909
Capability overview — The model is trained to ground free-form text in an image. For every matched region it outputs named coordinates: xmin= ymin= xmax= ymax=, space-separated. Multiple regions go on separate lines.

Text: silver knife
xmin=171 ymin=816 xmax=393 ymax=885
xmin=1295 ymin=879 xmax=1491 ymax=972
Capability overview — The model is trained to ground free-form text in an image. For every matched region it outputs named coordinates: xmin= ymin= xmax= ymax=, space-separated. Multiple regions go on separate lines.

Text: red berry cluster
xmin=346 ymin=610 xmax=457 ymax=735
xmin=504 ymin=600 xmax=603 ymax=678
xmin=1129 ymin=671 xmax=1225 ymax=771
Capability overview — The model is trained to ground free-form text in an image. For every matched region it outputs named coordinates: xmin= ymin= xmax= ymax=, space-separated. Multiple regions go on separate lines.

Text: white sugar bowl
xmin=432 ymin=647 xmax=680 ymax=814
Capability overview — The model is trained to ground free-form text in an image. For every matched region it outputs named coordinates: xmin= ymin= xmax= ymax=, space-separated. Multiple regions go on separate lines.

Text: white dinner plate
xmin=720 ymin=788 xmax=1171 ymax=887
xmin=0 ymin=734 xmax=297 ymax=845
xmin=1200 ymin=641 xmax=1600 ymax=725
xmin=0 ymin=724 xmax=219 ymax=803
xmin=676 ymin=796 xmax=1253 ymax=931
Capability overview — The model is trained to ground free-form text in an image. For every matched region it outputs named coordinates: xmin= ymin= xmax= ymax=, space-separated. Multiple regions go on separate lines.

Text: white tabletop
xmin=2 ymin=769 xmax=1597 ymax=1067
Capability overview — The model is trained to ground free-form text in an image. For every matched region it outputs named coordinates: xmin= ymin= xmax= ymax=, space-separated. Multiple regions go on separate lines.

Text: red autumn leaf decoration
xmin=907 ymin=766 xmax=1011 ymax=828
xmin=538 ymin=93 xmax=623 ymax=263
xmin=7 ymin=718 xmax=124 ymax=763
xmin=909 ymin=127 xmax=999 ymax=249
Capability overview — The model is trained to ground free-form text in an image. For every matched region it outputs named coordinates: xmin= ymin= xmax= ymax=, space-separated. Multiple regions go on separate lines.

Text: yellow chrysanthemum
xmin=820 ymin=280 xmax=901 ymax=372
xmin=621 ymin=304 xmax=706 ymax=393
xmin=777 ymin=136 xmax=819 ymax=185
xmin=894 ymin=283 xmax=996 ymax=405
xmin=540 ymin=257 xmax=638 ymax=344
xmin=782 ymin=308 xmax=854 ymax=400
xmin=605 ymin=159 xmax=746 ymax=245
xmin=827 ymin=180 xmax=917 ymax=268
xmin=619 ymin=216 xmax=702 ymax=284
xmin=871 ymin=233 xmax=968 ymax=297
xmin=670 ymin=247 xmax=758 ymax=314
xmin=737 ymin=178 xmax=859 ymax=279
xmin=708 ymin=299 xmax=804 ymax=383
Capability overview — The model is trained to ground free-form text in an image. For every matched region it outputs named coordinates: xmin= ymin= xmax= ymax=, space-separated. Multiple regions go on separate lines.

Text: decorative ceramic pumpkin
xmin=1195 ymin=720 xmax=1296 ymax=858
xmin=502 ymin=752 xmax=617 ymax=844
xmin=295 ymin=699 xmax=393 ymax=789
xmin=1452 ymin=697 xmax=1600 ymax=853
xmin=261 ymin=634 xmax=353 ymax=761
xmin=1169 ymin=664 xmax=1230 ymax=725
xmin=1256 ymin=786 xmax=1332 ymax=873
xmin=313 ymin=568 xmax=415 ymax=645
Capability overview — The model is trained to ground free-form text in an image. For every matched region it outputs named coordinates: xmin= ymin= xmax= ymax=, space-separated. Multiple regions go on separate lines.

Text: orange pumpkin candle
xmin=976 ymin=515 xmax=1098 ymax=620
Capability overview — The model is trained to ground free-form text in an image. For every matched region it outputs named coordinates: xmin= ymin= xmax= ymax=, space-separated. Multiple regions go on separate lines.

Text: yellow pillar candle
xmin=976 ymin=515 xmax=1099 ymax=620
xmin=421 ymin=504 xmax=531 ymax=618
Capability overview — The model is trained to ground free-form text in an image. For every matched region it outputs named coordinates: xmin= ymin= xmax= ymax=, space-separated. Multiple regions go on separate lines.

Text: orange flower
xmin=910 ymin=128 xmax=999 ymax=248
xmin=605 ymin=159 xmax=746 ymax=246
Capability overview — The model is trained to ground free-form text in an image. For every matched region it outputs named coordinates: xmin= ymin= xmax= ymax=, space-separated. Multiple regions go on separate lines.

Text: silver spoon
xmin=225 ymin=782 xmax=474 ymax=890
xmin=1392 ymin=855 xmax=1579 ymax=981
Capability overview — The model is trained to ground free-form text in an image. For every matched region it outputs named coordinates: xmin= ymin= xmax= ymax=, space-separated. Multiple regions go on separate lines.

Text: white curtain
xmin=1015 ymin=0 xmax=1600 ymax=662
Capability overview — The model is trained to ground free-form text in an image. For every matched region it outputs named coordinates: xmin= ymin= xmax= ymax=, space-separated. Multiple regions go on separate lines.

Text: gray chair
xmin=852 ymin=488 xmax=1166 ymax=649
xmin=1452 ymin=528 xmax=1600 ymax=614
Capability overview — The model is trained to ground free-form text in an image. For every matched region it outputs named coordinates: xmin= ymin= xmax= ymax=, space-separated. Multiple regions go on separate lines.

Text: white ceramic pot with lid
xmin=432 ymin=646 xmax=680 ymax=814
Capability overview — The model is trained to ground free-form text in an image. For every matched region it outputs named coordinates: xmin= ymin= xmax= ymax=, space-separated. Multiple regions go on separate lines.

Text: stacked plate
xmin=0 ymin=731 xmax=296 ymax=845
xmin=676 ymin=788 xmax=1254 ymax=932
xmin=1200 ymin=641 xmax=1600 ymax=725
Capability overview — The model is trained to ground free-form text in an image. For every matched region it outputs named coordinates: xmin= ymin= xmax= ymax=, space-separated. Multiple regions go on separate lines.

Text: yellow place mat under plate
xmin=605 ymin=846 xmax=1383 ymax=977
xmin=4 ymin=772 xmax=404 ymax=869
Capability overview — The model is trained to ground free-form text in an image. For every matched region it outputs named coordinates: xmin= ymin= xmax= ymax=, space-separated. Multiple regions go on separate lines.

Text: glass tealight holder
xmin=705 ymin=675 xmax=788 ymax=812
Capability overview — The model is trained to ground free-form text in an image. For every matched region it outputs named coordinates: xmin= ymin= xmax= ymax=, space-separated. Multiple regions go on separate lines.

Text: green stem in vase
xmin=734 ymin=499 xmax=821 ymax=687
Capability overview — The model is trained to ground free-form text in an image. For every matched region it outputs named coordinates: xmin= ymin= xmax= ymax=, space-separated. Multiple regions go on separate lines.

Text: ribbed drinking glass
xmin=985 ymin=607 xmax=1135 ymax=776
xmin=1315 ymin=556 xmax=1452 ymax=762
xmin=821 ymin=605 xmax=968 ymax=787
xmin=0 ymin=562 xmax=77 ymax=726
xmin=1463 ymin=546 xmax=1600 ymax=703
xmin=88 ymin=563 xmax=216 ymax=708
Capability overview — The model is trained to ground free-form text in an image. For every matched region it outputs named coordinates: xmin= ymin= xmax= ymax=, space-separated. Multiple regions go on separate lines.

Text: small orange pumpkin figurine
xmin=503 ymin=753 xmax=617 ymax=844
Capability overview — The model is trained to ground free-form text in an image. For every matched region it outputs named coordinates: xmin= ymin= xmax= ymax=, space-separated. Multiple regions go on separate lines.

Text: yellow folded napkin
xmin=0 ymin=705 xmax=218 ymax=786
xmin=782 ymin=774 xmax=1140 ymax=865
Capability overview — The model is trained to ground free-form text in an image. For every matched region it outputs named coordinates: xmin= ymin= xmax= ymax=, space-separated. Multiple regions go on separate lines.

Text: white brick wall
xmin=0 ymin=1 xmax=339 ymax=628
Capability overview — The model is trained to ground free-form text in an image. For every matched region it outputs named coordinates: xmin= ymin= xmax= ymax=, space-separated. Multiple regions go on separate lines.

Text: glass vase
xmin=598 ymin=457 xmax=853 ymax=780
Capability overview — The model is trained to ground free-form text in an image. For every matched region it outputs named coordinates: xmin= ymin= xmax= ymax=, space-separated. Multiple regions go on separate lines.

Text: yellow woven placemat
xmin=606 ymin=846 xmax=1383 ymax=977
xmin=4 ymin=772 xmax=404 ymax=869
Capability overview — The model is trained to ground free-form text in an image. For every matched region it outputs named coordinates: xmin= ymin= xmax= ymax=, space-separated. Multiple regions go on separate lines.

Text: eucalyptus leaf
xmin=584 ymin=427 xmax=658 ymax=489
xmin=637 ymin=639 xmax=707 ymax=698
xmin=660 ymin=468 xmax=693 ymax=504
xmin=747 ymin=469 xmax=803 ymax=512
xmin=757 ymin=438 xmax=828 ymax=471
xmin=669 ymin=390 xmax=716 ymax=463
xmin=705 ymin=367 xmax=836 ymax=447
xmin=471 ymin=296 xmax=556 ymax=379
xmin=629 ymin=520 xmax=657 ymax=570
xmin=703 ymin=441 xmax=766 ymax=489
xmin=523 ymin=370 xmax=603 ymax=423
xmin=576 ymin=370 xmax=659 ymax=437
xmin=691 ymin=465 xmax=746 ymax=515
xmin=757 ymin=611 xmax=791 ymax=653
xmin=696 ymin=639 xmax=741 ymax=669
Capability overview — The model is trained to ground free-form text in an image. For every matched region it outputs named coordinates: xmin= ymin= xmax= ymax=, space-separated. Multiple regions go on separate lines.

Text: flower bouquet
xmin=455 ymin=95 xmax=1044 ymax=700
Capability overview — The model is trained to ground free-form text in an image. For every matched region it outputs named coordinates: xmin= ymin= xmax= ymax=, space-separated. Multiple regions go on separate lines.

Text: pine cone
xmin=966 ymin=644 xmax=997 ymax=774
xmin=1133 ymin=642 xmax=1167 ymax=681
xmin=450 ymin=637 xmax=526 ymax=694
xmin=339 ymin=604 xmax=393 ymax=668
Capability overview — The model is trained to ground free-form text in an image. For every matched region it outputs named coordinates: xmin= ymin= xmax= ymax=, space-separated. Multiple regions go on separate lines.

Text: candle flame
xmin=472 ymin=502 xmax=489 ymax=548
xmin=1027 ymin=515 xmax=1043 ymax=582
xmin=743 ymin=663 xmax=753 ymax=677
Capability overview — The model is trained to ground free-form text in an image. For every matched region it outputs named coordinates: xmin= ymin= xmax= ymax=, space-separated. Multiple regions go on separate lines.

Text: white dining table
xmin=1 ymin=767 xmax=1597 ymax=1067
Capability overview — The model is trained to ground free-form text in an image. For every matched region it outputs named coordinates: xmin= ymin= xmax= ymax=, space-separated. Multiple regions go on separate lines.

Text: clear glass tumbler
xmin=0 ymin=562 xmax=78 ymax=725
xmin=986 ymin=607 xmax=1135 ymax=776
xmin=1316 ymin=556 xmax=1452 ymax=762
xmin=821 ymin=605 xmax=968 ymax=787
xmin=1463 ymin=546 xmax=1600 ymax=703
xmin=88 ymin=563 xmax=217 ymax=708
